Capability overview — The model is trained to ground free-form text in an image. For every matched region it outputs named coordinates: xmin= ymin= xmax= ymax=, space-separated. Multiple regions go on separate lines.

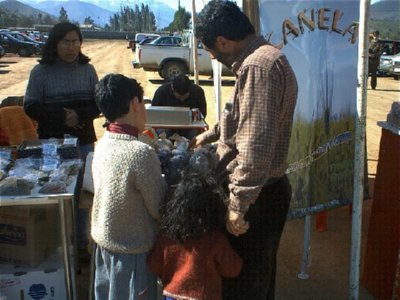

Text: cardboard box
xmin=0 ymin=206 xmax=59 ymax=267
xmin=0 ymin=267 xmax=67 ymax=300
xmin=0 ymin=253 xmax=75 ymax=300
xmin=146 ymin=106 xmax=192 ymax=125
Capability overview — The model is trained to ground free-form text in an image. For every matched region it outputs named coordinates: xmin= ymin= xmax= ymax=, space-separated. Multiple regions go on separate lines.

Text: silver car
xmin=378 ymin=54 xmax=394 ymax=76
xmin=389 ymin=53 xmax=400 ymax=80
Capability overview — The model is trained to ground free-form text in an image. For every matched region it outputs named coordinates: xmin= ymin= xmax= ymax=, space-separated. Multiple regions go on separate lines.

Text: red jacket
xmin=147 ymin=230 xmax=242 ymax=300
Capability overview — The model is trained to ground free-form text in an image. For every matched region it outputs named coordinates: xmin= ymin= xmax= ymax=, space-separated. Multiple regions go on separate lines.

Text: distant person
xmin=92 ymin=73 xmax=166 ymax=299
xmin=24 ymin=22 xmax=100 ymax=262
xmin=151 ymin=74 xmax=207 ymax=140
xmin=148 ymin=171 xmax=242 ymax=300
xmin=368 ymin=30 xmax=383 ymax=90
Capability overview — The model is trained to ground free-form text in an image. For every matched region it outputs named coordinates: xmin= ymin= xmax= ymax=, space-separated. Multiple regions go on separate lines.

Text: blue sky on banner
xmin=259 ymin=0 xmax=359 ymax=121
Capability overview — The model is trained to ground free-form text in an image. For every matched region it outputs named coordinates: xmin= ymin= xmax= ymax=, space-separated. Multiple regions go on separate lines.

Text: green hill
xmin=0 ymin=0 xmax=51 ymax=18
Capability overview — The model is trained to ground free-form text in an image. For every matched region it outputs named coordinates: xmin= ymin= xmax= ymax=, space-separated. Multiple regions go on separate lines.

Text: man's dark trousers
xmin=223 ymin=175 xmax=291 ymax=300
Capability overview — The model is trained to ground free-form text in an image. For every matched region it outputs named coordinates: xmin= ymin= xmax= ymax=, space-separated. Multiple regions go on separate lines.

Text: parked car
xmin=149 ymin=36 xmax=182 ymax=46
xmin=139 ymin=36 xmax=159 ymax=45
xmin=378 ymin=54 xmax=394 ymax=76
xmin=26 ymin=30 xmax=42 ymax=42
xmin=0 ymin=32 xmax=40 ymax=57
xmin=134 ymin=31 xmax=231 ymax=81
xmin=9 ymin=31 xmax=45 ymax=52
xmin=127 ymin=33 xmax=160 ymax=52
xmin=389 ymin=53 xmax=400 ymax=80
xmin=378 ymin=39 xmax=400 ymax=56
xmin=0 ymin=45 xmax=5 ymax=58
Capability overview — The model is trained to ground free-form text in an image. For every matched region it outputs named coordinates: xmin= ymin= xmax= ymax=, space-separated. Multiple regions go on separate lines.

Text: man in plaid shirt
xmin=193 ymin=1 xmax=298 ymax=298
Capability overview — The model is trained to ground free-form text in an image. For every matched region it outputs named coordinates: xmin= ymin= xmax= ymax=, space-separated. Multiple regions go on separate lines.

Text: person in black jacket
xmin=368 ymin=30 xmax=383 ymax=90
xmin=152 ymin=75 xmax=207 ymax=140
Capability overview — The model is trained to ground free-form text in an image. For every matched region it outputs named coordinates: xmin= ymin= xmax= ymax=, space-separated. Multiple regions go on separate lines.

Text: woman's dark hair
xmin=195 ymin=0 xmax=255 ymax=50
xmin=40 ymin=22 xmax=90 ymax=64
xmin=161 ymin=171 xmax=226 ymax=243
xmin=95 ymin=73 xmax=144 ymax=122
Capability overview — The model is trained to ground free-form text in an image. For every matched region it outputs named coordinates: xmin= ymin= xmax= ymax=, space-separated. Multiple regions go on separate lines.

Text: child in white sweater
xmin=91 ymin=73 xmax=166 ymax=299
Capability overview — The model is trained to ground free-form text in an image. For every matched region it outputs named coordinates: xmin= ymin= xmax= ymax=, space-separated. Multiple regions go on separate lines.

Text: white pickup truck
xmin=133 ymin=32 xmax=231 ymax=81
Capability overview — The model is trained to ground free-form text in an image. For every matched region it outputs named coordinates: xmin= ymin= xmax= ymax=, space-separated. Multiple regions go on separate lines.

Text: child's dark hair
xmin=95 ymin=73 xmax=144 ymax=122
xmin=161 ymin=171 xmax=226 ymax=243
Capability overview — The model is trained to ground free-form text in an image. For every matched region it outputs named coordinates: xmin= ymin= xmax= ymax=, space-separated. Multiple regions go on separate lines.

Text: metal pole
xmin=349 ymin=0 xmax=370 ymax=299
xmin=298 ymin=215 xmax=311 ymax=280
xmin=212 ymin=59 xmax=222 ymax=121
xmin=191 ymin=0 xmax=199 ymax=85
xmin=59 ymin=198 xmax=74 ymax=300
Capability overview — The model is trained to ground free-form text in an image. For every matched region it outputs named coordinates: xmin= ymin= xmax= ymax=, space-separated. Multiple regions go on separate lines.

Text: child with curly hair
xmin=147 ymin=171 xmax=242 ymax=300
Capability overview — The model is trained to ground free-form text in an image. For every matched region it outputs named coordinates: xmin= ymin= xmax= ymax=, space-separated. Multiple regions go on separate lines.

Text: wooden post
xmin=242 ymin=0 xmax=260 ymax=35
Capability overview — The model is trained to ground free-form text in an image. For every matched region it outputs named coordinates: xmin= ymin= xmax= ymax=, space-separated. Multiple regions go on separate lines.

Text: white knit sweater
xmin=91 ymin=132 xmax=166 ymax=254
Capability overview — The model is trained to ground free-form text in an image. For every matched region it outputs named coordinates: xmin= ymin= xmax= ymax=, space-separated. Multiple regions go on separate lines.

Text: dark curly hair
xmin=40 ymin=22 xmax=90 ymax=64
xmin=95 ymin=73 xmax=144 ymax=122
xmin=195 ymin=0 xmax=255 ymax=50
xmin=161 ymin=171 xmax=226 ymax=243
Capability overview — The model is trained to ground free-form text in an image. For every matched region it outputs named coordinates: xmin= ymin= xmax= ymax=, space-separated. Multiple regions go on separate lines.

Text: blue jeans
xmin=95 ymin=246 xmax=158 ymax=300
xmin=77 ymin=143 xmax=94 ymax=250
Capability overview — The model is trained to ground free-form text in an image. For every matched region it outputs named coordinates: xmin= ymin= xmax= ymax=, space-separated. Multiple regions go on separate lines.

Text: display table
xmin=0 ymin=177 xmax=78 ymax=300
xmin=146 ymin=120 xmax=209 ymax=132
xmin=362 ymin=121 xmax=400 ymax=299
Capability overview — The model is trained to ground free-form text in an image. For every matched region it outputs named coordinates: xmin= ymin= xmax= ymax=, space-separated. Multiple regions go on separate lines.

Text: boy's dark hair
xmin=161 ymin=171 xmax=226 ymax=243
xmin=171 ymin=75 xmax=191 ymax=95
xmin=40 ymin=22 xmax=90 ymax=65
xmin=95 ymin=73 xmax=144 ymax=122
xmin=195 ymin=0 xmax=255 ymax=50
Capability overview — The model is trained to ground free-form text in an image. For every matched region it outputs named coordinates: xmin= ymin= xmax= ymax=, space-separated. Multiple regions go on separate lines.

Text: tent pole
xmin=191 ymin=0 xmax=199 ymax=85
xmin=298 ymin=215 xmax=311 ymax=280
xmin=349 ymin=0 xmax=370 ymax=299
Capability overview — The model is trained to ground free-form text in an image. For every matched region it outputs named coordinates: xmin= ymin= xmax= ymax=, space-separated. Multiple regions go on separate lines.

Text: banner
xmin=259 ymin=0 xmax=360 ymax=219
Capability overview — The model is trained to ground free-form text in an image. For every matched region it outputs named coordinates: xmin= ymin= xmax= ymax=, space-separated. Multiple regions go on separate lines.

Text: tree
xmin=84 ymin=16 xmax=95 ymax=25
xmin=59 ymin=6 xmax=69 ymax=23
xmin=44 ymin=14 xmax=55 ymax=25
xmin=105 ymin=5 xmax=156 ymax=32
xmin=167 ymin=7 xmax=190 ymax=33
xmin=37 ymin=13 xmax=43 ymax=25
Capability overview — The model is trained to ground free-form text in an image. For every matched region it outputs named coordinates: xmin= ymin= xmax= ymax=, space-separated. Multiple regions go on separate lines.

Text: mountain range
xmin=0 ymin=0 xmax=51 ymax=18
xmin=0 ymin=0 xmax=176 ymax=28
xmin=369 ymin=0 xmax=399 ymax=20
xmin=0 ymin=0 xmax=398 ymax=29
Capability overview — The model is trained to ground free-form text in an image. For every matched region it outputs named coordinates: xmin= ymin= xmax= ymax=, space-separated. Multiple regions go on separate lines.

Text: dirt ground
xmin=1 ymin=39 xmax=399 ymax=299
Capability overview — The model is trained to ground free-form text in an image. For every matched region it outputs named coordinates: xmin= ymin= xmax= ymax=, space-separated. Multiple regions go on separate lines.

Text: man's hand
xmin=189 ymin=133 xmax=205 ymax=149
xmin=64 ymin=108 xmax=80 ymax=128
xmin=226 ymin=209 xmax=249 ymax=236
